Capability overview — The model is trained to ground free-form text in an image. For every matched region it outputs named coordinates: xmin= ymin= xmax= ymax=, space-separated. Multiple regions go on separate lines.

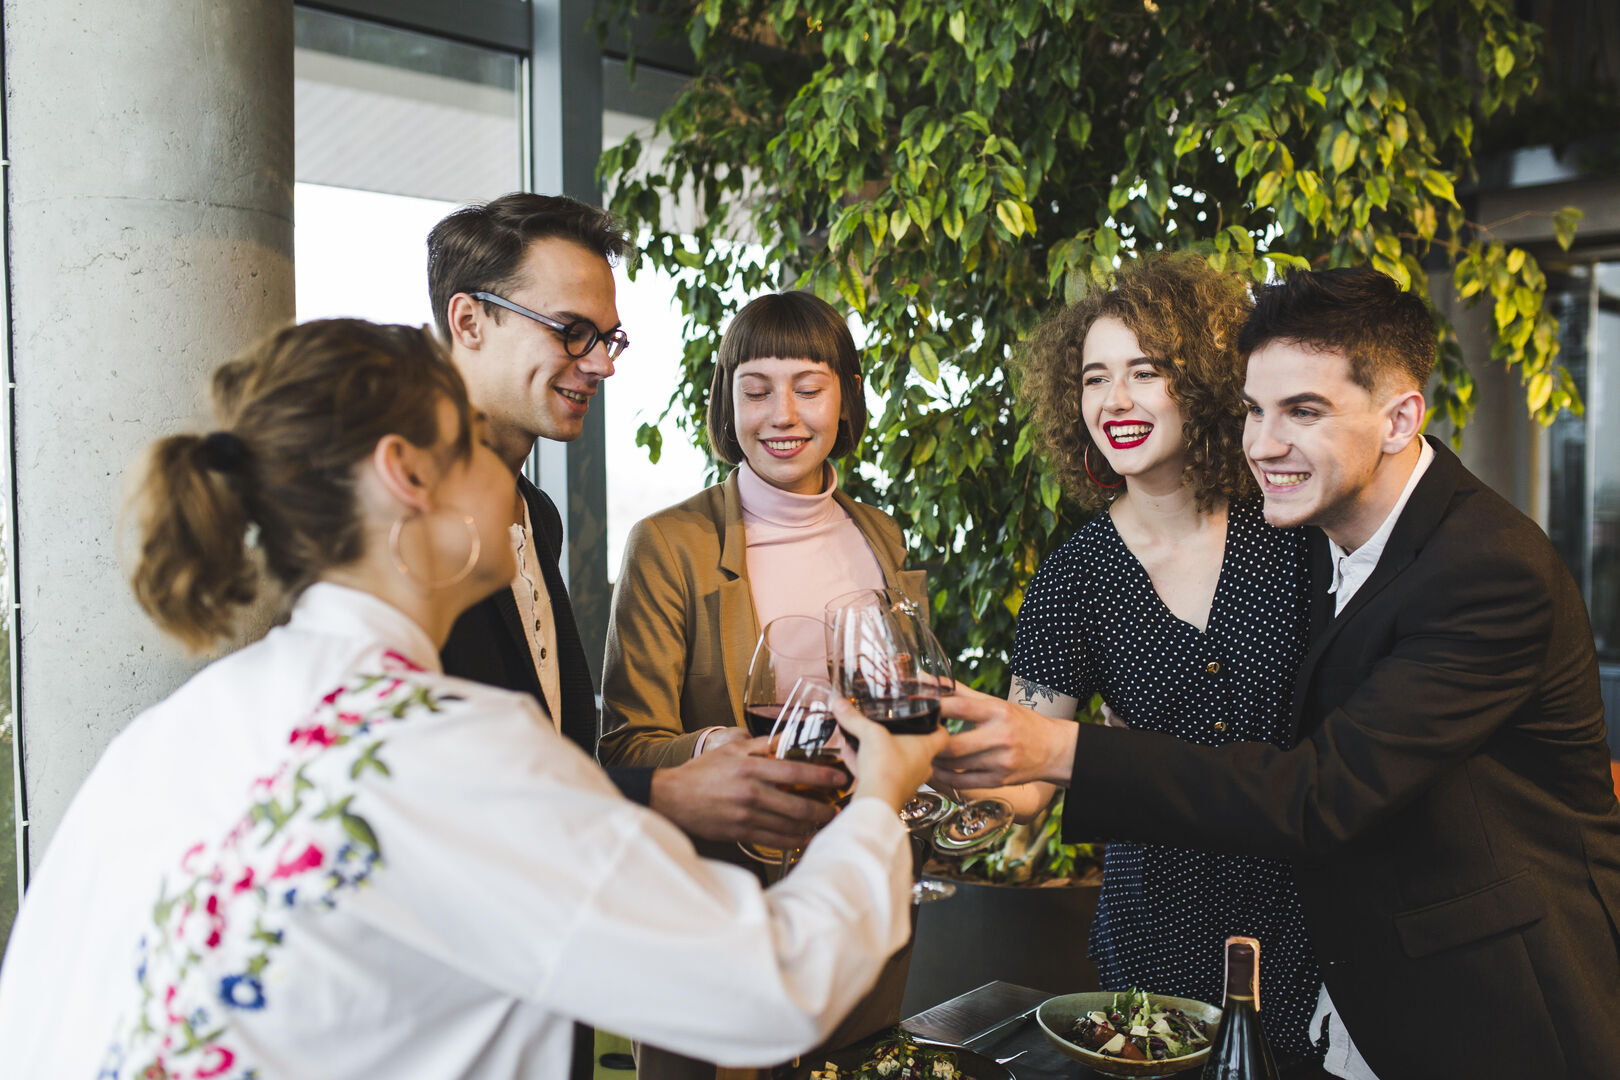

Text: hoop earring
xmin=1084 ymin=445 xmax=1123 ymax=489
xmin=389 ymin=513 xmax=481 ymax=589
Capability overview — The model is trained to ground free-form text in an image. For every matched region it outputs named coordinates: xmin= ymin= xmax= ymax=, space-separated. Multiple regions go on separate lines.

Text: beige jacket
xmin=598 ymin=471 xmax=926 ymax=769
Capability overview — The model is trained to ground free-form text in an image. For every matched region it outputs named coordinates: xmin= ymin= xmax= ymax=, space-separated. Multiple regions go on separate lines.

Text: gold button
xmin=1213 ymin=721 xmax=1227 ymax=733
xmin=1205 ymin=661 xmax=1221 ymax=674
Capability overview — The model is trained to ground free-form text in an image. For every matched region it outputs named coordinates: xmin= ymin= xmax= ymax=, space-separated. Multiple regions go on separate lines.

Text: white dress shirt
xmin=1311 ymin=437 xmax=1433 ymax=1080
xmin=0 ymin=583 xmax=911 ymax=1079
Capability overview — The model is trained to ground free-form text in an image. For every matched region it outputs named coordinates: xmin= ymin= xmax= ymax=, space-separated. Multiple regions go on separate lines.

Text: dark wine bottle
xmin=1200 ymin=936 xmax=1279 ymax=1080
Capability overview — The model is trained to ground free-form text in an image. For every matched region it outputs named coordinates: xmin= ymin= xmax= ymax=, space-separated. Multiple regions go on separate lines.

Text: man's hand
xmin=648 ymin=736 xmax=845 ymax=850
xmin=933 ymin=682 xmax=1079 ymax=790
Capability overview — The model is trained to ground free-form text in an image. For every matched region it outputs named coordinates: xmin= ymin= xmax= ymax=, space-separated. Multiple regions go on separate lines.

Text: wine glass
xmin=739 ymin=615 xmax=838 ymax=864
xmin=765 ymin=675 xmax=854 ymax=873
xmin=827 ymin=590 xmax=1014 ymax=861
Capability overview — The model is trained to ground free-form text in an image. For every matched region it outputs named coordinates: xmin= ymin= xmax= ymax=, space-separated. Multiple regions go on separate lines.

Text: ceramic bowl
xmin=1036 ymin=991 xmax=1221 ymax=1078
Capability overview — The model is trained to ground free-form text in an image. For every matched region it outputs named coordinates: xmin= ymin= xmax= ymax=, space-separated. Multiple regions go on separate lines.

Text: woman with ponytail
xmin=0 ymin=319 xmax=945 ymax=1079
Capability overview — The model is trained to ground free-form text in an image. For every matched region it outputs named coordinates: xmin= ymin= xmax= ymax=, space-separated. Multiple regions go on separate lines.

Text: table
xmin=899 ymin=983 xmax=1332 ymax=1080
xmin=899 ymin=980 xmax=1106 ymax=1079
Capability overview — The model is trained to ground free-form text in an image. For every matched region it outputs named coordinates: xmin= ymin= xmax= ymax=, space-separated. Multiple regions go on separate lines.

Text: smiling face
xmin=732 ymin=356 xmax=844 ymax=495
xmin=455 ymin=237 xmax=620 ymax=465
xmin=1080 ymin=316 xmax=1187 ymax=489
xmin=1242 ymin=339 xmax=1424 ymax=549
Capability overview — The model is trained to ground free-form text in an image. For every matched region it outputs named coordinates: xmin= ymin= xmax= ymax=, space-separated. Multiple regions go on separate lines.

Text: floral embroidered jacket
xmin=0 ymin=584 xmax=910 ymax=1079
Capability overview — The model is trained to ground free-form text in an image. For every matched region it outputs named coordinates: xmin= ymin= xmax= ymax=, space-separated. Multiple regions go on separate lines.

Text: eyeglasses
xmin=469 ymin=291 xmax=630 ymax=360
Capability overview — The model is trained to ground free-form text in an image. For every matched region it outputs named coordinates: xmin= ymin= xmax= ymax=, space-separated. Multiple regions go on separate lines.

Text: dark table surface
xmin=900 ymin=980 xmax=1116 ymax=1080
xmin=898 ymin=982 xmax=1330 ymax=1080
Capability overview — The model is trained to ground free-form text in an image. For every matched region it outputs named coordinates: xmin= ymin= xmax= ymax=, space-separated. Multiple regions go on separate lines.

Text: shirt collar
xmin=292 ymin=582 xmax=444 ymax=674
xmin=735 ymin=460 xmax=839 ymax=528
xmin=1328 ymin=437 xmax=1435 ymax=599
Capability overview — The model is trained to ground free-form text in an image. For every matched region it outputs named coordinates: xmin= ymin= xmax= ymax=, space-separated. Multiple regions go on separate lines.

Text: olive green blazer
xmin=597 ymin=471 xmax=926 ymax=769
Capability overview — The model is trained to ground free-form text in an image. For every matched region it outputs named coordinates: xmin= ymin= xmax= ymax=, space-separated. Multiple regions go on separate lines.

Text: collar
xmin=735 ymin=460 xmax=839 ymax=528
xmin=1328 ymin=437 xmax=1435 ymax=598
xmin=293 ymin=582 xmax=444 ymax=674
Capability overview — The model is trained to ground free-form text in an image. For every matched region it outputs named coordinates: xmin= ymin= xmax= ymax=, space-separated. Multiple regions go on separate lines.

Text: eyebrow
xmin=553 ymin=309 xmax=622 ymax=331
xmin=1080 ymin=355 xmax=1153 ymax=375
xmin=1244 ymin=390 xmax=1335 ymax=409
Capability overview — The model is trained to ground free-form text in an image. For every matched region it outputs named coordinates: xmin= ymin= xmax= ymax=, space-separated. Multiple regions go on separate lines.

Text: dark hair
xmin=707 ymin=291 xmax=867 ymax=463
xmin=1015 ymin=253 xmax=1255 ymax=512
xmin=1239 ymin=267 xmax=1435 ymax=393
xmin=129 ymin=320 xmax=471 ymax=651
xmin=426 ymin=192 xmax=632 ymax=342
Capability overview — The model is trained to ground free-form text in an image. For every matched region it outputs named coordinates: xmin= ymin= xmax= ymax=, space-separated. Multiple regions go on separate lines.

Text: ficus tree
xmin=599 ymin=0 xmax=1582 ymax=691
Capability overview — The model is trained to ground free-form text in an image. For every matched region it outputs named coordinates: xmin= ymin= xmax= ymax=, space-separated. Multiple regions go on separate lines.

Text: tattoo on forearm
xmin=1013 ymin=676 xmax=1061 ymax=708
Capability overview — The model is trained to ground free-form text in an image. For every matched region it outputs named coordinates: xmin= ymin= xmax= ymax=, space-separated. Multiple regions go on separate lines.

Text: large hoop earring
xmin=389 ymin=513 xmax=481 ymax=589
xmin=1084 ymin=444 xmax=1123 ymax=489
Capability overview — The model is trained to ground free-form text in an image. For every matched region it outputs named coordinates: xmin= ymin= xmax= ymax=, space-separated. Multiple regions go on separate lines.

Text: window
xmin=1545 ymin=262 xmax=1620 ymax=749
xmin=294 ymin=8 xmax=523 ymax=324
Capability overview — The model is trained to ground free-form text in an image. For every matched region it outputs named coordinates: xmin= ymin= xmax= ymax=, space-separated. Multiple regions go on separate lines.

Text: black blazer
xmin=441 ymin=475 xmax=652 ymax=806
xmin=1062 ymin=439 xmax=1620 ymax=1079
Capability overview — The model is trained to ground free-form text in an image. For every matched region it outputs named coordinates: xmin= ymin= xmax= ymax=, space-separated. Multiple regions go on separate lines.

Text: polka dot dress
xmin=1011 ymin=499 xmax=1322 ymax=1060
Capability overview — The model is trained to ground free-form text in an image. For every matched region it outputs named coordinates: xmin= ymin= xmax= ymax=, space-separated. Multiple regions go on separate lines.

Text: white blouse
xmin=0 ymin=583 xmax=910 ymax=1079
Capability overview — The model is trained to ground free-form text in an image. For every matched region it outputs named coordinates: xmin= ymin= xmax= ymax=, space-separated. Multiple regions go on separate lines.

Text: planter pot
xmin=901 ymin=876 xmax=1101 ymax=1017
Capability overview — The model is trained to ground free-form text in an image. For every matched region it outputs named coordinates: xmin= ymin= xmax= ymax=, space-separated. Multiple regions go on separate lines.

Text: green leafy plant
xmin=600 ymin=0 xmax=1581 ymax=691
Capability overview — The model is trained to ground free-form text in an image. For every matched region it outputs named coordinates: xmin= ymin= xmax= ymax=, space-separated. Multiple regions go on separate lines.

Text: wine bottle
xmin=1200 ymin=936 xmax=1279 ymax=1080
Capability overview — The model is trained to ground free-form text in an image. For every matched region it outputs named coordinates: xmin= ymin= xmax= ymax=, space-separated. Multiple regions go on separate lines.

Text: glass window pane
xmin=294 ymin=8 xmax=523 ymax=324
xmin=1589 ymin=263 xmax=1619 ymax=663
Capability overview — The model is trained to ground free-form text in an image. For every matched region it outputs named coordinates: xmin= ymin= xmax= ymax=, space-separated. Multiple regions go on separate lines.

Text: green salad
xmin=809 ymin=1028 xmax=967 ymax=1079
xmin=1068 ymin=988 xmax=1212 ymax=1062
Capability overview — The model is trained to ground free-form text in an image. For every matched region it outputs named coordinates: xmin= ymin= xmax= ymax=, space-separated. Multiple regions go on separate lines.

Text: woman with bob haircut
xmin=598 ymin=289 xmax=927 ymax=1079
xmin=976 ymin=254 xmax=1324 ymax=1063
xmin=0 ymin=319 xmax=946 ymax=1080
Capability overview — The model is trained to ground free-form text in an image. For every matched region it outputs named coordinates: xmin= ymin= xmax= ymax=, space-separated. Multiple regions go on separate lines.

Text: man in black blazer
xmin=940 ymin=268 xmax=1620 ymax=1079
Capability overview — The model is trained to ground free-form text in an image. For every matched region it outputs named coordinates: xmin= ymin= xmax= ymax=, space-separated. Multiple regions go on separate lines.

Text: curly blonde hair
xmin=1015 ymin=253 xmax=1256 ymax=513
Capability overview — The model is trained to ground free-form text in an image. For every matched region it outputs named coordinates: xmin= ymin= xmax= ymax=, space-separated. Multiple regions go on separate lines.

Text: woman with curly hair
xmin=987 ymin=254 xmax=1323 ymax=1065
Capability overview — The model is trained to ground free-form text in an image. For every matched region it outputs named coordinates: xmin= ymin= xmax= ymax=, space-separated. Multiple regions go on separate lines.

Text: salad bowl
xmin=1036 ymin=991 xmax=1221 ymax=1079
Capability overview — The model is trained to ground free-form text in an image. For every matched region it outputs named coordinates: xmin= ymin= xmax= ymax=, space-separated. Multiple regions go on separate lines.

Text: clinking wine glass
xmin=765 ymin=675 xmax=854 ymax=873
xmin=739 ymin=615 xmax=840 ymax=864
xmin=826 ymin=590 xmax=1014 ymax=861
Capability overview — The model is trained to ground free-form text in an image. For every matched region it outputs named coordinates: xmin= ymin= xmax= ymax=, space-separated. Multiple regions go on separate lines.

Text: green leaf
xmin=1420 ymin=171 xmax=1458 ymax=207
xmin=1254 ymin=171 xmax=1283 ymax=208
xmin=1173 ymin=124 xmax=1202 ymax=158
xmin=1340 ymin=66 xmax=1365 ymax=104
xmin=1330 ymin=130 xmax=1360 ymax=173
xmin=911 ymin=340 xmax=941 ymax=382
xmin=995 ymin=199 xmax=1025 ymax=237
xmin=1527 ymin=370 xmax=1552 ymax=414
xmin=1554 ymin=206 xmax=1583 ymax=252
xmin=1351 ymin=11 xmax=1376 ymax=46
xmin=1494 ymin=44 xmax=1515 ymax=79
xmin=948 ymin=9 xmax=966 ymax=44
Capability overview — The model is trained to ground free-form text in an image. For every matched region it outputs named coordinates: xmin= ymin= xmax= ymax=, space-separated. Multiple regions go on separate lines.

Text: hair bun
xmin=200 ymin=431 xmax=250 ymax=474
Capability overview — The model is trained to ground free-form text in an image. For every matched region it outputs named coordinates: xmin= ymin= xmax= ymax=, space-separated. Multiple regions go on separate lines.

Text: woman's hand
xmin=933 ymin=682 xmax=1079 ymax=789
xmin=831 ymin=698 xmax=950 ymax=812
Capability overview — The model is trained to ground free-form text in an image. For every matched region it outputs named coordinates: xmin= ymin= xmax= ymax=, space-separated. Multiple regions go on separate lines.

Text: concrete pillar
xmin=3 ymin=0 xmax=294 ymax=867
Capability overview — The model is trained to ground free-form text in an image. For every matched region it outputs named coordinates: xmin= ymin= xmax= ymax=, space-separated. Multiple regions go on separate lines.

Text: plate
xmin=1036 ymin=992 xmax=1221 ymax=1079
xmin=804 ymin=1036 xmax=1014 ymax=1080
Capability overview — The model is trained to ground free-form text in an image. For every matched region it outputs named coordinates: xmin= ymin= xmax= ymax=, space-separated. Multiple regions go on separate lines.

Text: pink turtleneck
xmin=736 ymin=460 xmax=886 ymax=630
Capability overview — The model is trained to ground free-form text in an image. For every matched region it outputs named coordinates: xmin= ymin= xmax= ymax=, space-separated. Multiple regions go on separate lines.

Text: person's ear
xmin=446 ymin=293 xmax=488 ymax=352
xmin=1381 ymin=388 xmax=1426 ymax=454
xmin=368 ymin=434 xmax=438 ymax=514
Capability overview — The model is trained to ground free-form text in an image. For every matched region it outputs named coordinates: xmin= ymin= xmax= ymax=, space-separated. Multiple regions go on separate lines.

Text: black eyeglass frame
xmin=468 ymin=290 xmax=629 ymax=359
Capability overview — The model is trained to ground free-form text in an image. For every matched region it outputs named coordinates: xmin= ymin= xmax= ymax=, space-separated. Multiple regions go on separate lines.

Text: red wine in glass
xmin=743 ymin=703 xmax=784 ymax=738
xmin=857 ymin=693 xmax=941 ymax=734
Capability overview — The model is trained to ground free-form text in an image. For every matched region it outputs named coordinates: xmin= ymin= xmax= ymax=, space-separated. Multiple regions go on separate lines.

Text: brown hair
xmin=707 ymin=291 xmax=867 ymax=463
xmin=129 ymin=320 xmax=471 ymax=651
xmin=426 ymin=192 xmax=632 ymax=343
xmin=1015 ymin=253 xmax=1255 ymax=512
xmin=1239 ymin=266 xmax=1435 ymax=394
